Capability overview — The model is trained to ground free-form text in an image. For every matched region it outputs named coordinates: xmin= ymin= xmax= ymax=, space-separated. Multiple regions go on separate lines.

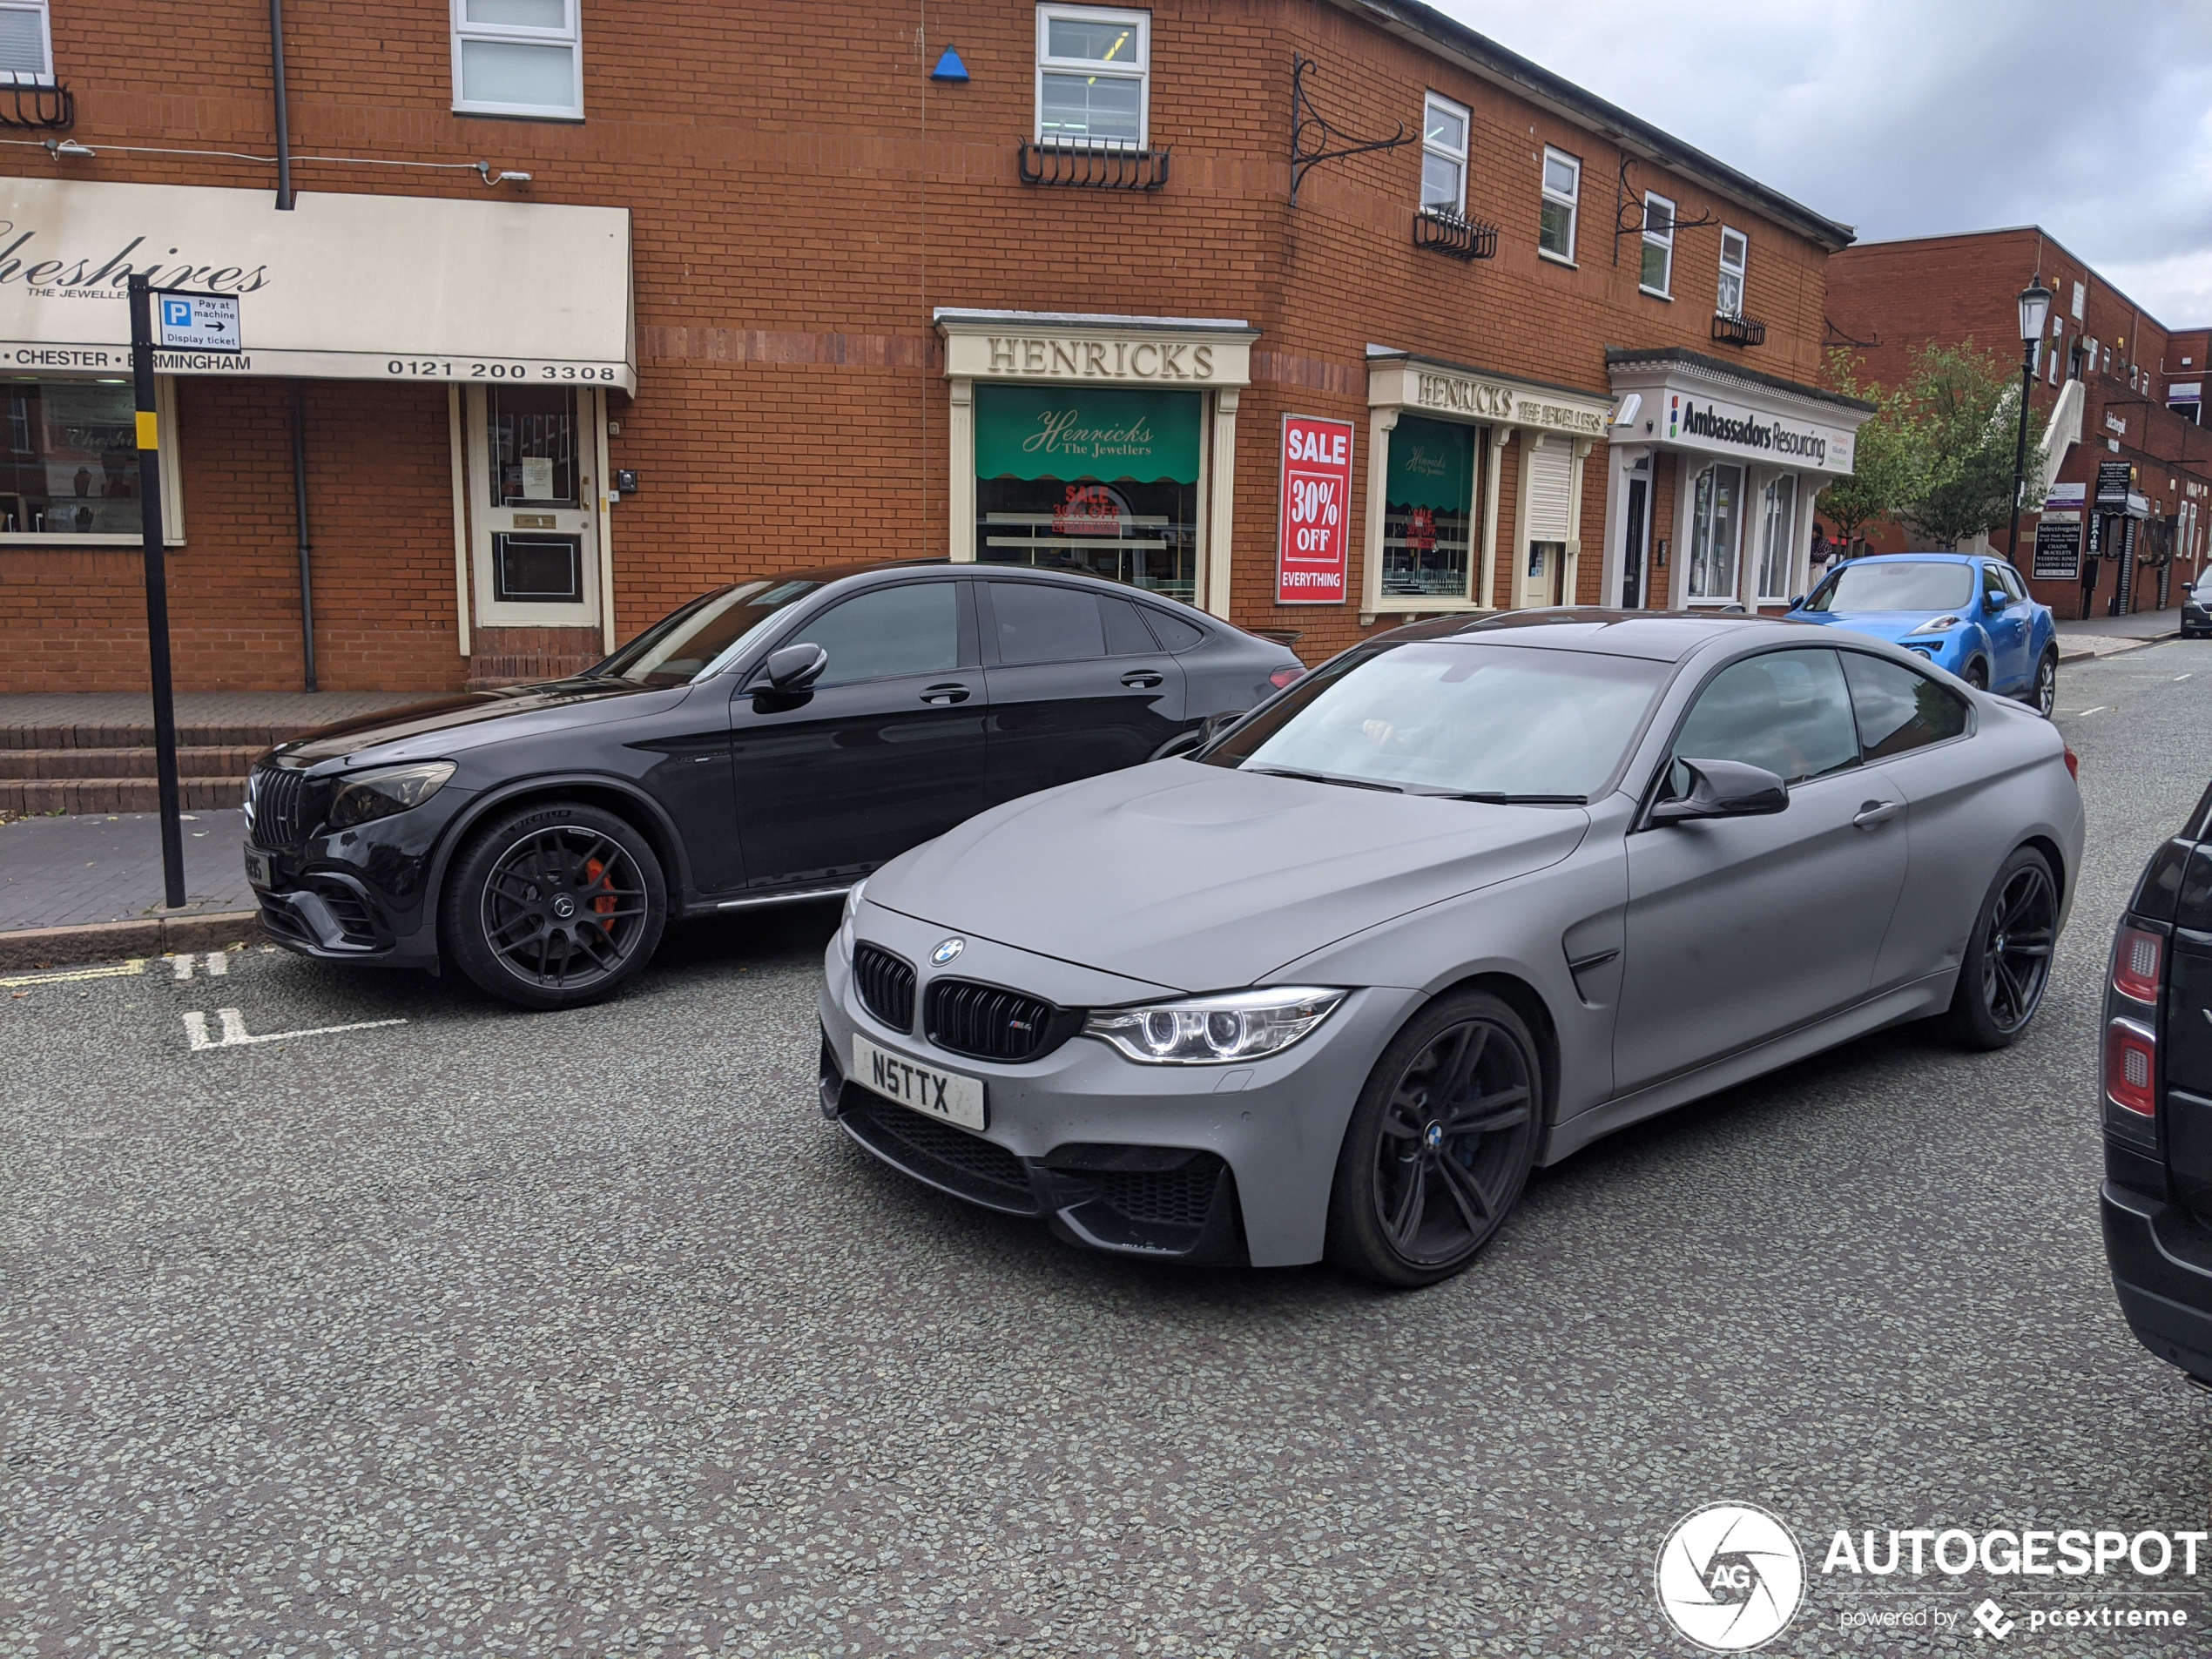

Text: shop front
xmin=0 ymin=175 xmax=633 ymax=689
xmin=935 ymin=310 xmax=1255 ymax=617
xmin=1602 ymin=348 xmax=1870 ymax=614
xmin=1360 ymin=349 xmax=1613 ymax=619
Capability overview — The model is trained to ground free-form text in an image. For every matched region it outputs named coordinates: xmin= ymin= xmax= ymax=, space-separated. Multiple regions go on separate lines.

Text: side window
xmin=791 ymin=583 xmax=961 ymax=687
xmin=1539 ymin=149 xmax=1579 ymax=262
xmin=1981 ymin=563 xmax=2008 ymax=609
xmin=1671 ymin=649 xmax=1859 ymax=786
xmin=1035 ymin=5 xmax=1149 ymax=151
xmin=1716 ymin=227 xmax=1748 ymax=319
xmin=1140 ymin=606 xmax=1206 ymax=651
xmin=1840 ymin=652 xmax=1970 ymax=760
xmin=1639 ymin=192 xmax=1676 ymax=296
xmin=1999 ymin=564 xmax=2027 ymax=603
xmin=1420 ymin=92 xmax=1469 ymax=215
xmin=991 ymin=582 xmax=1105 ymax=664
xmin=451 ymin=0 xmax=583 ymax=120
xmin=1101 ymin=595 xmax=1157 ymax=656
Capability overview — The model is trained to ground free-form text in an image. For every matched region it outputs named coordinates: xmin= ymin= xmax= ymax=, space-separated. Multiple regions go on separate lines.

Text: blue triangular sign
xmin=930 ymin=44 xmax=969 ymax=83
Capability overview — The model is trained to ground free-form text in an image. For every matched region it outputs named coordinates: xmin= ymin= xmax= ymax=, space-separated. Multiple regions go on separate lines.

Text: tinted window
xmin=1805 ymin=561 xmax=1975 ymax=613
xmin=1673 ymin=649 xmax=1859 ymax=786
xmin=790 ymin=583 xmax=960 ymax=687
xmin=991 ymin=583 xmax=1104 ymax=665
xmin=1841 ymin=651 xmax=1970 ymax=759
xmin=1140 ymin=607 xmax=1206 ymax=651
xmin=1101 ymin=596 xmax=1157 ymax=656
xmin=1981 ymin=563 xmax=2009 ymax=608
xmin=1998 ymin=563 xmax=2027 ymax=602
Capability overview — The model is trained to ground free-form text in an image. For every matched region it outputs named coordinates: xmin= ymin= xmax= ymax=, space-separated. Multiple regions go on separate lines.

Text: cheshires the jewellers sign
xmin=1667 ymin=391 xmax=1853 ymax=472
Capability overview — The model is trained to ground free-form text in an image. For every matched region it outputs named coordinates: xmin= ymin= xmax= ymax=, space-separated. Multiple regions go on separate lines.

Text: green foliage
xmin=1895 ymin=340 xmax=2049 ymax=550
xmin=1816 ymin=349 xmax=1923 ymax=548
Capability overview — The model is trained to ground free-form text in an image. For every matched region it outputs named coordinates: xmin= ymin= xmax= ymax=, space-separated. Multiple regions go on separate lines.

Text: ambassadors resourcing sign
xmin=1277 ymin=414 xmax=1353 ymax=604
xmin=1666 ymin=391 xmax=1856 ymax=475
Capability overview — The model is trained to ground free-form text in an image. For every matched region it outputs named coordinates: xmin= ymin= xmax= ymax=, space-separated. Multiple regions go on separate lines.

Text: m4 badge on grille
xmin=932 ymin=937 xmax=965 ymax=966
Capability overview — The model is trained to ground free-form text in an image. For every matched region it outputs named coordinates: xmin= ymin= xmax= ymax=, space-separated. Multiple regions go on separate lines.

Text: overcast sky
xmin=1429 ymin=0 xmax=2212 ymax=329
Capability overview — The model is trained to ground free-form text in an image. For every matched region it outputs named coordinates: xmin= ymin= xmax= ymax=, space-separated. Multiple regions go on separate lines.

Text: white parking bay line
xmin=183 ymin=1008 xmax=408 ymax=1051
xmin=169 ymin=951 xmax=233 ymax=981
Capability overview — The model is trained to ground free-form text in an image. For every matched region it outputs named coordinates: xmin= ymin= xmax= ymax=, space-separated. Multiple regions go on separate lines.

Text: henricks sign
xmin=1413 ymin=370 xmax=1607 ymax=436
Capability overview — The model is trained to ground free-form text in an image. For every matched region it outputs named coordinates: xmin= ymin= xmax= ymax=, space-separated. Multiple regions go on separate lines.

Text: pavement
xmin=2055 ymin=605 xmax=2182 ymax=661
xmin=0 ymin=690 xmax=419 ymax=734
xmin=3 ymin=641 xmax=2211 ymax=1656
xmin=0 ymin=808 xmax=250 ymax=929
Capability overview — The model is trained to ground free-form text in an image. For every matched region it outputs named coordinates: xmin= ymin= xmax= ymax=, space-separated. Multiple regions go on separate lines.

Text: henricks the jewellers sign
xmin=1669 ymin=394 xmax=1844 ymax=469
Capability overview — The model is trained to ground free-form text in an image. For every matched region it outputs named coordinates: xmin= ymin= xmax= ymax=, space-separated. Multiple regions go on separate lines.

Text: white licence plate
xmin=852 ymin=1033 xmax=987 ymax=1132
xmin=243 ymin=846 xmax=274 ymax=888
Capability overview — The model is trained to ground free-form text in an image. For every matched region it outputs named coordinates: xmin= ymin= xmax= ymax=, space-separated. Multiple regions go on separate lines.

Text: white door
xmin=467 ymin=385 xmax=601 ymax=629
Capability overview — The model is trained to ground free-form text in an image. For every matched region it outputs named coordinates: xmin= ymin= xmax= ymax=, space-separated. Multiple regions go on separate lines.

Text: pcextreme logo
xmin=1655 ymin=1503 xmax=1806 ymax=1651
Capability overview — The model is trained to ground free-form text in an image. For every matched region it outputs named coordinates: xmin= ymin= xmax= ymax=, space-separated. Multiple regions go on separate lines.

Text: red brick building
xmin=0 ymin=0 xmax=1868 ymax=693
xmin=1825 ymin=227 xmax=2212 ymax=618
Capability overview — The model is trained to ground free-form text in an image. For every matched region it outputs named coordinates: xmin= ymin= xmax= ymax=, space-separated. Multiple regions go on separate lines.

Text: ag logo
xmin=931 ymin=937 xmax=965 ymax=966
xmin=1654 ymin=1502 xmax=1804 ymax=1652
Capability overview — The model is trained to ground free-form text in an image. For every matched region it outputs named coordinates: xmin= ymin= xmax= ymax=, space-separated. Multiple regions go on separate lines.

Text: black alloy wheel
xmin=443 ymin=802 xmax=667 ymax=1010
xmin=1326 ymin=990 xmax=1541 ymax=1288
xmin=1963 ymin=658 xmax=1990 ymax=691
xmin=2027 ymin=650 xmax=2058 ymax=718
xmin=1940 ymin=846 xmax=2057 ymax=1050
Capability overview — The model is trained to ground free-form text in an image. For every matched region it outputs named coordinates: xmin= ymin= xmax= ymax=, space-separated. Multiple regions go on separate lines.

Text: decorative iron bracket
xmin=1413 ymin=206 xmax=1498 ymax=262
xmin=1711 ymin=313 xmax=1768 ymax=348
xmin=1290 ymin=53 xmax=1408 ymax=205
xmin=0 ymin=78 xmax=72 ymax=132
xmin=1823 ymin=316 xmax=1880 ymax=349
xmin=1018 ymin=142 xmax=1170 ymax=191
xmin=1611 ymin=153 xmax=1717 ymax=265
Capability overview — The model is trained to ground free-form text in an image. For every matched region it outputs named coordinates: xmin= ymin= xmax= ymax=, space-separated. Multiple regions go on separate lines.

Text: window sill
xmin=1364 ymin=597 xmax=1487 ymax=615
xmin=452 ymin=104 xmax=586 ymax=124
xmin=1537 ymin=248 xmax=1578 ymax=269
xmin=0 ymin=534 xmax=185 ymax=549
xmin=1639 ymin=286 xmax=1673 ymax=301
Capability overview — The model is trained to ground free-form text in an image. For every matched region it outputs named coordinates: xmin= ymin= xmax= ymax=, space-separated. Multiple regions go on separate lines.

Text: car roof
xmin=1386 ymin=609 xmax=1811 ymax=663
xmin=1839 ymin=552 xmax=1985 ymax=565
xmin=694 ymin=557 xmax=1218 ymax=616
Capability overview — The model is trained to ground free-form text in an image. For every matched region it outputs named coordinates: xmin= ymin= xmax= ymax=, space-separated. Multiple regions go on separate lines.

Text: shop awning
xmin=0 ymin=177 xmax=634 ymax=391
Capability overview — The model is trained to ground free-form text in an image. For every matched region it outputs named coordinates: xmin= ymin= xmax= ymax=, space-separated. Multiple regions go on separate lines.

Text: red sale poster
xmin=1276 ymin=414 xmax=1354 ymax=605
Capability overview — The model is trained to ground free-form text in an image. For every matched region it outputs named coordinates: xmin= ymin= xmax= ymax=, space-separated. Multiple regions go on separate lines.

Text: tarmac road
xmin=4 ymin=640 xmax=2210 ymax=1657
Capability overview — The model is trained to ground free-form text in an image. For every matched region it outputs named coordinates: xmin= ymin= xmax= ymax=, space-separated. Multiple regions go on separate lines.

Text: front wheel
xmin=442 ymin=802 xmax=667 ymax=1010
xmin=2026 ymin=649 xmax=2058 ymax=718
xmin=1325 ymin=991 xmax=1542 ymax=1288
xmin=1962 ymin=658 xmax=1990 ymax=691
xmin=1939 ymin=846 xmax=2057 ymax=1050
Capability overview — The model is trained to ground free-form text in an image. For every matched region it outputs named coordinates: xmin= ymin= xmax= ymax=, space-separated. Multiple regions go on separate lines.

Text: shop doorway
xmin=1619 ymin=473 xmax=1649 ymax=609
xmin=465 ymin=385 xmax=604 ymax=630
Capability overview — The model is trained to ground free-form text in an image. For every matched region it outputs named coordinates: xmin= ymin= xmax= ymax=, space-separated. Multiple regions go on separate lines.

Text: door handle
xmin=919 ymin=683 xmax=971 ymax=705
xmin=1853 ymin=799 xmax=1902 ymax=829
xmin=1121 ymin=671 xmax=1164 ymax=689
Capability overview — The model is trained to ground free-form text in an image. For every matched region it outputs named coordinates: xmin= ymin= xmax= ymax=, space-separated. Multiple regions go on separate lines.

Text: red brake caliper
xmin=583 ymin=857 xmax=617 ymax=927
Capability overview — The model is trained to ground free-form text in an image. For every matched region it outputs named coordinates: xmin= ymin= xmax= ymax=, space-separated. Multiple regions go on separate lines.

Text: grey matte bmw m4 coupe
xmin=819 ymin=610 xmax=2086 ymax=1286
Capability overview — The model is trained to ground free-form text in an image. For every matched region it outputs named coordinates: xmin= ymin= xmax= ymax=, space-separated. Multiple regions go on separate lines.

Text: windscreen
xmin=1805 ymin=562 xmax=1974 ymax=613
xmin=590 ymin=579 xmax=823 ymax=687
xmin=1200 ymin=640 xmax=1669 ymax=799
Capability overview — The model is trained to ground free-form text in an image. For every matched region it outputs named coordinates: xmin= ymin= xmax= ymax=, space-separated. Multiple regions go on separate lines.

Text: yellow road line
xmin=0 ymin=959 xmax=148 ymax=988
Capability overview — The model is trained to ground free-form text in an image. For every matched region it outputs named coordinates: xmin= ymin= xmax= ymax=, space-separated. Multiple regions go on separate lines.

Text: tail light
xmin=1269 ymin=664 xmax=1306 ymax=691
xmin=2113 ymin=926 xmax=2164 ymax=1003
xmin=2106 ymin=1018 xmax=2158 ymax=1118
xmin=2063 ymin=744 xmax=2080 ymax=779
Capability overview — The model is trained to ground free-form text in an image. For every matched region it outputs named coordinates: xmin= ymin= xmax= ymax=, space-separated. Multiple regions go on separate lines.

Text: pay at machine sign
xmin=1277 ymin=414 xmax=1353 ymax=605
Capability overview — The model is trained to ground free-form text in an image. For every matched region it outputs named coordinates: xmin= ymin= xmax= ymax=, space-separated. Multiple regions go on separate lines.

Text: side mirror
xmin=1787 ymin=594 xmax=1805 ymax=610
xmin=1649 ymin=757 xmax=1790 ymax=826
xmin=764 ymin=642 xmax=828 ymax=693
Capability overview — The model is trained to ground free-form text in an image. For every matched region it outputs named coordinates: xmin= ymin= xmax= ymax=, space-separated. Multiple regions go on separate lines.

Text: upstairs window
xmin=1639 ymin=192 xmax=1675 ymax=296
xmin=1716 ymin=226 xmax=1747 ymax=318
xmin=0 ymin=0 xmax=51 ymax=82
xmin=1539 ymin=148 xmax=1579 ymax=263
xmin=1420 ymin=92 xmax=1469 ymax=214
xmin=1035 ymin=5 xmax=1149 ymax=151
xmin=451 ymin=0 xmax=583 ymax=120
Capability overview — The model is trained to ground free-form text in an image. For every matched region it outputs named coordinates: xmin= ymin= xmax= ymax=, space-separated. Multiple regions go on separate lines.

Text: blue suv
xmin=1790 ymin=553 xmax=2058 ymax=716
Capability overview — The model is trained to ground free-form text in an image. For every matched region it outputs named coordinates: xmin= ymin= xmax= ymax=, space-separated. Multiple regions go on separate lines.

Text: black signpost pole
xmin=128 ymin=273 xmax=187 ymax=911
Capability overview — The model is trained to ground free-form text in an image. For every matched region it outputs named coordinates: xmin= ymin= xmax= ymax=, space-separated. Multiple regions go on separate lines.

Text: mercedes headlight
xmin=1906 ymin=614 xmax=1963 ymax=636
xmin=1082 ymin=988 xmax=1345 ymax=1065
xmin=838 ymin=879 xmax=867 ymax=961
xmin=327 ymin=761 xmax=456 ymax=829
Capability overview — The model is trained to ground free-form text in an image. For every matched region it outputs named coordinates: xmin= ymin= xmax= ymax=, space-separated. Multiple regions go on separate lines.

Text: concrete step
xmin=0 ymin=745 xmax=264 ymax=781
xmin=1 ymin=777 xmax=247 ymax=815
xmin=0 ymin=721 xmax=324 ymax=752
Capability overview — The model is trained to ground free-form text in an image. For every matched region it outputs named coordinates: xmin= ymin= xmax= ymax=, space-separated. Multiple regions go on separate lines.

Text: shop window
xmin=974 ymin=381 xmax=1200 ymax=602
xmin=0 ymin=0 xmax=52 ymax=82
xmin=0 ymin=374 xmax=182 ymax=544
xmin=451 ymin=0 xmax=583 ymax=122
xmin=1639 ymin=192 xmax=1675 ymax=297
xmin=1539 ymin=148 xmax=1579 ymax=263
xmin=1756 ymin=474 xmax=1796 ymax=602
xmin=1380 ymin=415 xmax=1475 ymax=599
xmin=1420 ymin=92 xmax=1468 ymax=215
xmin=1035 ymin=5 xmax=1149 ymax=151
xmin=1686 ymin=462 xmax=1743 ymax=601
xmin=1716 ymin=227 xmax=1747 ymax=319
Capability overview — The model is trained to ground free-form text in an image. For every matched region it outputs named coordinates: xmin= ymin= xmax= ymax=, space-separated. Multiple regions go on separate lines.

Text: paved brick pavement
xmin=0 ymin=809 xmax=251 ymax=930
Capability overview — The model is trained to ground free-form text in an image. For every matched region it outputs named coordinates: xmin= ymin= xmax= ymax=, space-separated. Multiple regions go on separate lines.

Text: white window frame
xmin=1034 ymin=4 xmax=1150 ymax=152
xmin=1420 ymin=91 xmax=1469 ymax=216
xmin=1685 ymin=460 xmax=1743 ymax=603
xmin=1755 ymin=472 xmax=1797 ymax=603
xmin=1716 ymin=226 xmax=1748 ymax=320
xmin=1538 ymin=147 xmax=1580 ymax=266
xmin=450 ymin=0 xmax=583 ymax=122
xmin=0 ymin=0 xmax=53 ymax=84
xmin=1639 ymin=192 xmax=1676 ymax=298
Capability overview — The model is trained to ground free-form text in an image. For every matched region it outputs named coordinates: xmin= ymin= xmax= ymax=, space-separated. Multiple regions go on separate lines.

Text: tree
xmin=1815 ymin=348 xmax=1922 ymax=550
xmin=1895 ymin=340 xmax=2049 ymax=552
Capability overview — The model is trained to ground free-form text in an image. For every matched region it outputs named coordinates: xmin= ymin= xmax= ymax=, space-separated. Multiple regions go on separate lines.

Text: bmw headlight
xmin=838 ymin=879 xmax=867 ymax=962
xmin=1082 ymin=987 xmax=1345 ymax=1065
xmin=327 ymin=761 xmax=456 ymax=829
xmin=1906 ymin=614 xmax=1963 ymax=637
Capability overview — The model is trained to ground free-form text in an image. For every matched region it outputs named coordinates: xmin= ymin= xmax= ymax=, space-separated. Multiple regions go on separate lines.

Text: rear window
xmin=1140 ymin=608 xmax=1207 ymax=651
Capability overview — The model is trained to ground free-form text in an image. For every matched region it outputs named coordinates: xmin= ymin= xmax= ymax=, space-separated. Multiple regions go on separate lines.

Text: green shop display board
xmin=975 ymin=383 xmax=1203 ymax=483
xmin=1386 ymin=415 xmax=1474 ymax=511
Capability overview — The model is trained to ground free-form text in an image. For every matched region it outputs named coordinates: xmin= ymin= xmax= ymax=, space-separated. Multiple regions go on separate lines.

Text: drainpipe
xmin=291 ymin=380 xmax=315 ymax=691
xmin=269 ymin=0 xmax=293 ymax=210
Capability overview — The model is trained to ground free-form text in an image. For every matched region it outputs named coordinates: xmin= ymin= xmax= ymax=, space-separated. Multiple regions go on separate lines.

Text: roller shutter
xmin=1524 ymin=436 xmax=1575 ymax=542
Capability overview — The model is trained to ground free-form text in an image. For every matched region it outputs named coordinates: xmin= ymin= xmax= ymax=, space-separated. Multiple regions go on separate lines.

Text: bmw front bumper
xmin=819 ymin=900 xmax=1420 ymax=1268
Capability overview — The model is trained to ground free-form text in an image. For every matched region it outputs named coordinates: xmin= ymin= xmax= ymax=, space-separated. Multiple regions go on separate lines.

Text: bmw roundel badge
xmin=932 ymin=937 xmax=965 ymax=966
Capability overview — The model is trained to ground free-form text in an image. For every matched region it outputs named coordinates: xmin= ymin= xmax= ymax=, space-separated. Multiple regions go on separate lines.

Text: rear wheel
xmin=1939 ymin=846 xmax=2056 ymax=1050
xmin=2026 ymin=649 xmax=2057 ymax=718
xmin=1325 ymin=991 xmax=1541 ymax=1288
xmin=443 ymin=802 xmax=666 ymax=1010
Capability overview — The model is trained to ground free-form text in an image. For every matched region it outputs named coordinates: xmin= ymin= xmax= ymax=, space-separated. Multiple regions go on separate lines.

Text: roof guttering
xmin=1324 ymin=0 xmax=1857 ymax=252
xmin=1604 ymin=345 xmax=1878 ymax=415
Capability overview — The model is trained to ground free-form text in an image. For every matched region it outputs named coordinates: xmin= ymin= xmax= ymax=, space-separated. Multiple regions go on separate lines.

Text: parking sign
xmin=154 ymin=291 xmax=244 ymax=352
xmin=1277 ymin=414 xmax=1354 ymax=605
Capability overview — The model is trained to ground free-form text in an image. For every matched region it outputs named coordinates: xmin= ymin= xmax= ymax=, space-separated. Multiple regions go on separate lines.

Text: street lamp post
xmin=2006 ymin=275 xmax=2054 ymax=580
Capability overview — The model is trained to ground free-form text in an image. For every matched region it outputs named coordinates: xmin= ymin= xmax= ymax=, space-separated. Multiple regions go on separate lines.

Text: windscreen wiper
xmin=1426 ymin=791 xmax=1588 ymax=805
xmin=1244 ymin=766 xmax=1404 ymax=792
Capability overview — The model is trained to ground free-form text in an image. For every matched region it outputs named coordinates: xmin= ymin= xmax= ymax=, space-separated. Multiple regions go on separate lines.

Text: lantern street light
xmin=2006 ymin=275 xmax=2054 ymax=575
